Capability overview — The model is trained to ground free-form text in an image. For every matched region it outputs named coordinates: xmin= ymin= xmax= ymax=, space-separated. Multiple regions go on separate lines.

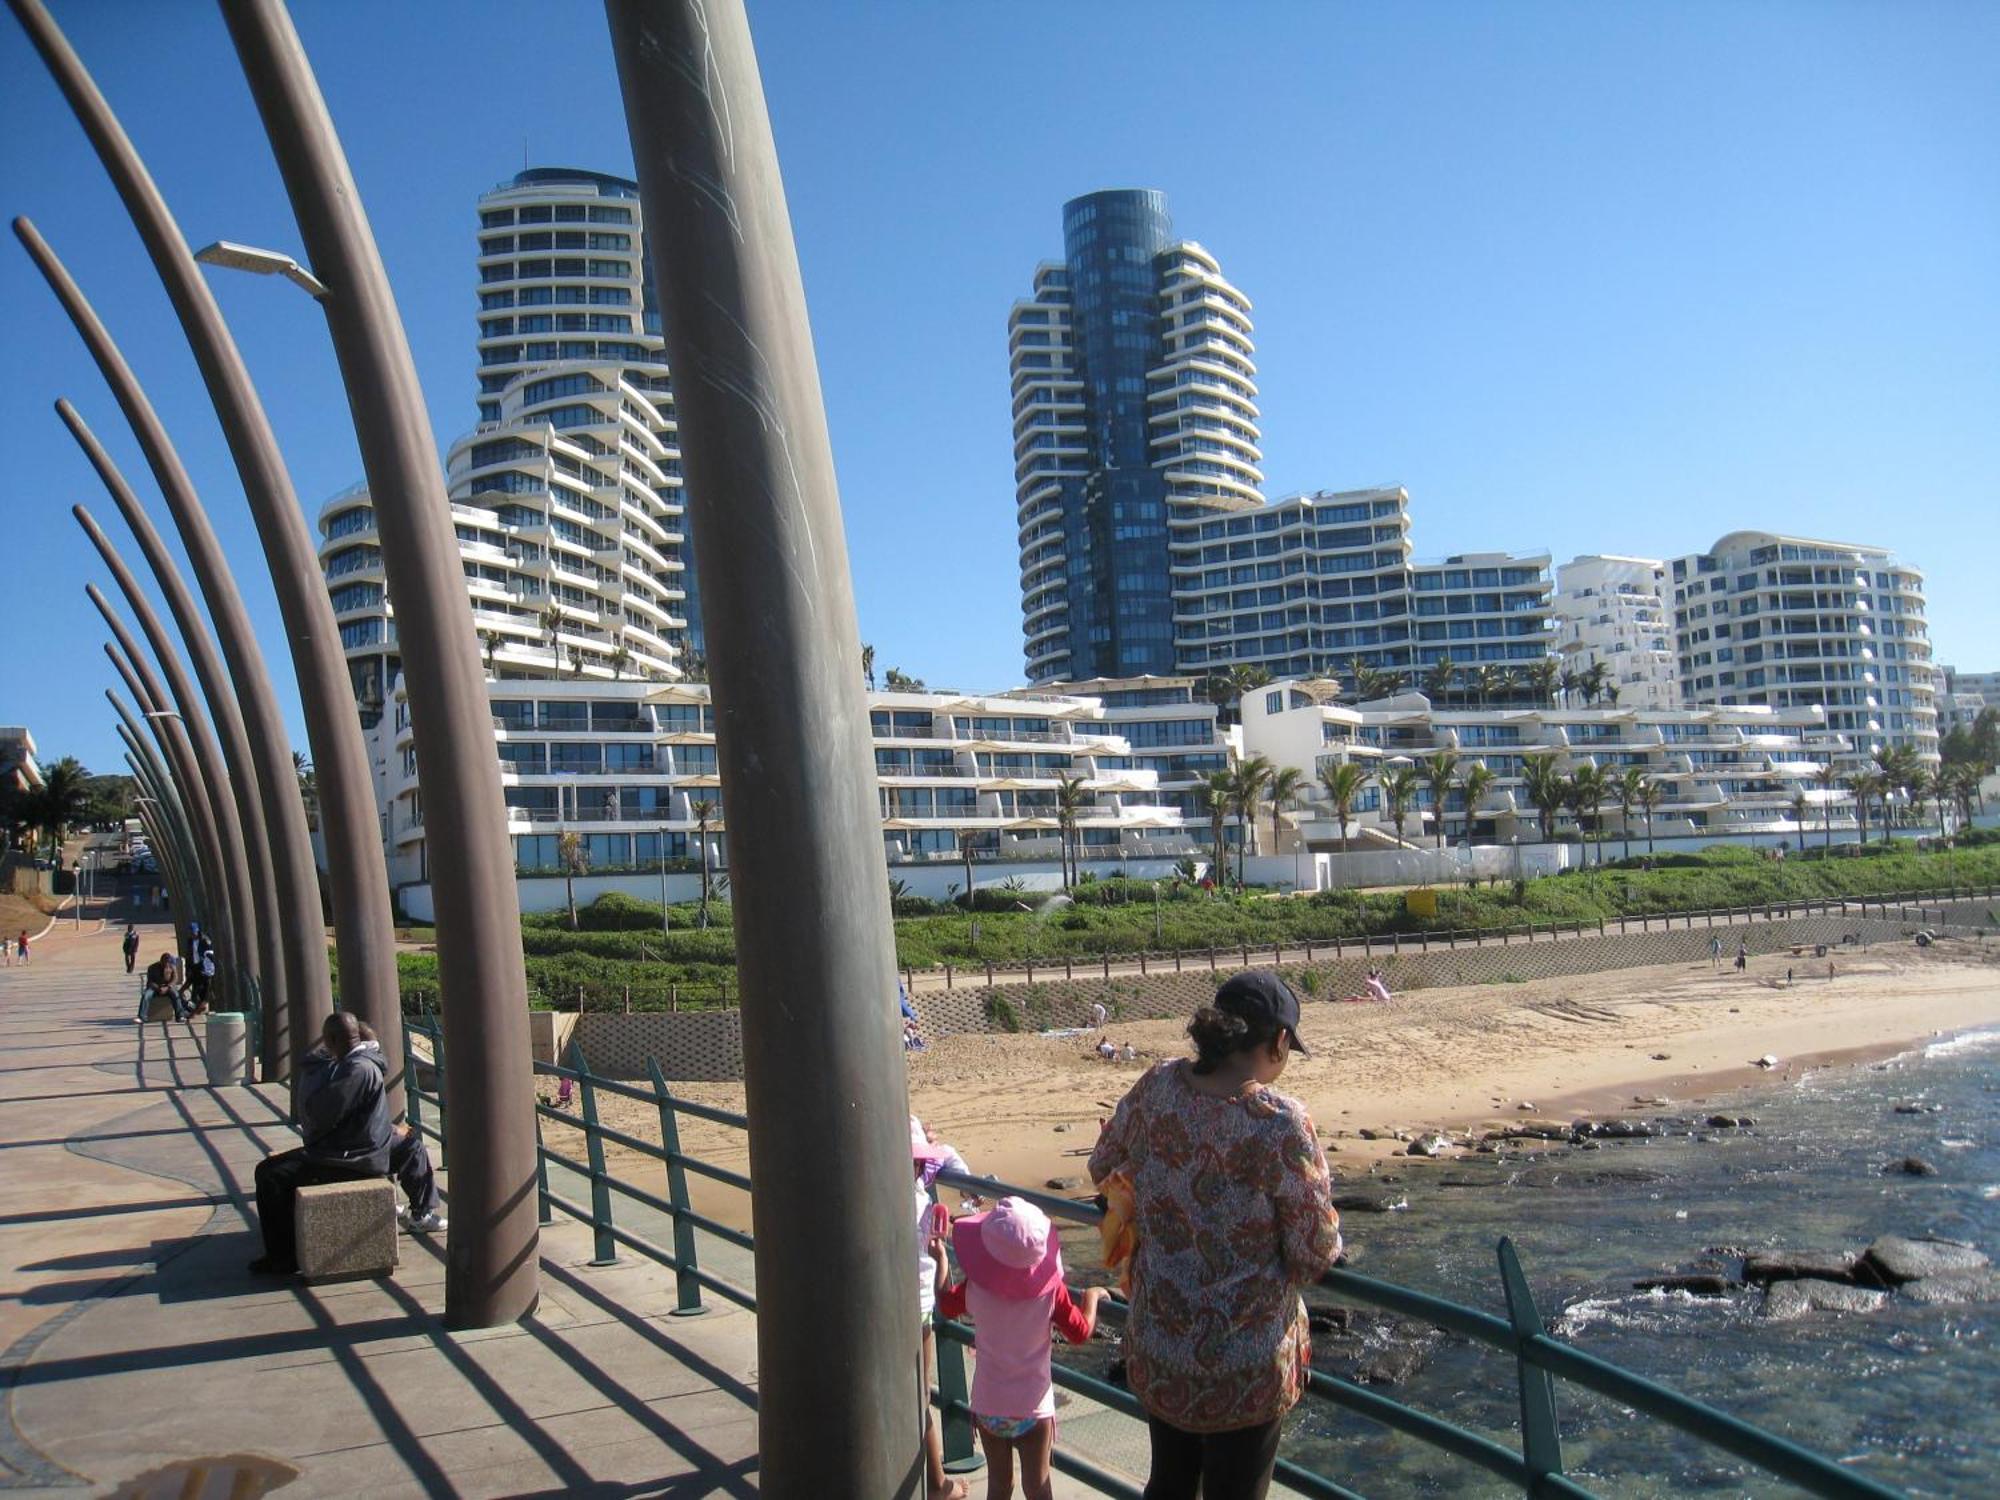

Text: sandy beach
xmin=570 ymin=938 xmax=2000 ymax=1236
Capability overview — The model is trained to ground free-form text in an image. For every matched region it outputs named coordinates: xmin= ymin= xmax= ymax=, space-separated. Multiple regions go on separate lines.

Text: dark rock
xmin=1591 ymin=1119 xmax=1659 ymax=1139
xmin=1475 ymin=1141 xmax=1498 ymax=1154
xmin=1576 ymin=1140 xmax=1602 ymax=1151
xmin=1052 ymin=1123 xmax=1071 ymax=1134
xmin=1512 ymin=1163 xmax=1667 ymax=1190
xmin=1864 ymin=1235 xmax=1991 ymax=1285
xmin=1886 ymin=1157 xmax=1939 ymax=1177
xmin=1706 ymin=1114 xmax=1741 ymax=1129
xmin=1734 ymin=1116 xmax=1755 ymax=1128
xmin=1307 ymin=1306 xmax=1354 ymax=1333
xmin=1330 ymin=1192 xmax=1397 ymax=1214
xmin=1404 ymin=1134 xmax=1451 ymax=1158
xmin=1742 ymin=1250 xmax=1859 ymax=1285
xmin=1505 ymin=1120 xmax=1574 ymax=1141
xmin=1356 ymin=1342 xmax=1431 ymax=1386
xmin=1634 ymin=1274 xmax=1732 ymax=1296
xmin=1763 ymin=1278 xmax=1888 ymax=1321
xmin=1898 ymin=1269 xmax=2000 ymax=1306
xmin=1044 ymin=1176 xmax=1079 ymax=1191
xmin=1893 ymin=1102 xmax=1943 ymax=1115
xmin=1356 ymin=1128 xmax=1381 ymax=1141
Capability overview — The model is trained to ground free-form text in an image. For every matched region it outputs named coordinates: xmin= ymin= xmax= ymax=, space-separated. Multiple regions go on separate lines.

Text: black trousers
xmin=252 ymin=1148 xmax=376 ymax=1266
xmin=389 ymin=1129 xmax=439 ymax=1217
xmin=124 ymin=947 xmax=137 ymax=974
xmin=1142 ymin=1414 xmax=1285 ymax=1500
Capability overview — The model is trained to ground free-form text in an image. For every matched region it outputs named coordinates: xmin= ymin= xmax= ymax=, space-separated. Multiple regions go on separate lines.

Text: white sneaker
xmin=405 ymin=1211 xmax=446 ymax=1234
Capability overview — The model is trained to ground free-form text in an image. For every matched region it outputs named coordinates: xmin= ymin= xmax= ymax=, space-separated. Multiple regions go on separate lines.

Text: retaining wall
xmin=559 ymin=912 xmax=1938 ymax=1080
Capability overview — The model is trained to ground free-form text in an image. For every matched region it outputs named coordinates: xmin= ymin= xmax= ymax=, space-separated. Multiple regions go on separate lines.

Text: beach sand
xmin=567 ymin=938 xmax=2000 ymax=1235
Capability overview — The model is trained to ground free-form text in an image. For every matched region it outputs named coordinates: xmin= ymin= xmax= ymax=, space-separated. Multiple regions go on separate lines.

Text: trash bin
xmin=205 ymin=1012 xmax=252 ymax=1086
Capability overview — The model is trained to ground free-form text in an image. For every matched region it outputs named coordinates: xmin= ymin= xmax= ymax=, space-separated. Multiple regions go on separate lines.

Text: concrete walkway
xmin=0 ymin=920 xmax=763 ymax=1497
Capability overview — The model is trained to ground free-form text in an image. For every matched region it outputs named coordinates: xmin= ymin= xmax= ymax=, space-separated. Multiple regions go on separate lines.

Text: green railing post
xmin=646 ymin=1057 xmax=706 ymax=1316
xmin=569 ymin=1044 xmax=618 ymax=1266
xmin=930 ymin=1187 xmax=982 ymax=1475
xmin=401 ymin=1018 xmax=425 ymax=1143
xmin=1497 ymin=1237 xmax=1565 ymax=1493
xmin=533 ymin=1089 xmax=555 ymax=1228
xmin=427 ymin=1003 xmax=448 ymax=1171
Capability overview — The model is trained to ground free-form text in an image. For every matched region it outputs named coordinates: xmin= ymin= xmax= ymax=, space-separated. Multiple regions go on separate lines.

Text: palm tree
xmin=1521 ymin=757 xmax=1568 ymax=844
xmin=607 ymin=641 xmax=632 ymax=681
xmin=1637 ymin=776 xmax=1665 ymax=856
xmin=1423 ymin=656 xmax=1457 ymax=705
xmin=1558 ymin=668 xmax=1582 ymax=709
xmin=1228 ymin=756 xmax=1273 ymax=883
xmin=1201 ymin=770 xmax=1232 ymax=889
xmin=1567 ymin=762 xmax=1609 ymax=866
xmin=1845 ymin=771 xmax=1879 ymax=846
xmin=691 ymin=799 xmax=717 ymax=926
xmin=860 ymin=642 xmax=876 ymax=690
xmin=1580 ymin=661 xmax=1612 ymax=707
xmin=1873 ymin=746 xmax=1915 ymax=844
xmin=1788 ymin=792 xmax=1810 ymax=847
xmin=1053 ymin=775 xmax=1091 ymax=890
xmin=479 ymin=629 xmax=500 ymax=678
xmin=1615 ymin=766 xmax=1646 ymax=862
xmin=1381 ymin=765 xmax=1422 ymax=847
xmin=1493 ymin=668 xmax=1522 ymax=707
xmin=293 ymin=750 xmax=320 ymax=833
xmin=1528 ymin=656 xmax=1561 ymax=707
xmin=1459 ymin=762 xmax=1497 ymax=847
xmin=1473 ymin=664 xmax=1506 ymax=707
xmin=539 ymin=604 xmax=564 ymax=680
xmin=1906 ymin=767 xmax=1944 ymax=840
xmin=557 ymin=828 xmax=588 ymax=930
xmin=31 ymin=757 xmax=91 ymax=865
xmin=1812 ymin=762 xmax=1839 ymax=849
xmin=1316 ymin=761 xmax=1371 ymax=855
xmin=1422 ymin=751 xmax=1460 ymax=849
xmin=1266 ymin=765 xmax=1304 ymax=855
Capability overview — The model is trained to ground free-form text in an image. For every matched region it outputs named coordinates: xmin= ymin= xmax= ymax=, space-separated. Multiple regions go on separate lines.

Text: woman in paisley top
xmin=1089 ymin=970 xmax=1341 ymax=1500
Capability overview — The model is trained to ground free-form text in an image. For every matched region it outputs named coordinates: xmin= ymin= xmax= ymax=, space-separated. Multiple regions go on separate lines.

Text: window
xmin=549 ymin=742 xmax=602 ymax=774
xmin=522 ymin=372 xmax=606 ymax=406
xmin=538 ymin=701 xmax=588 ymax=730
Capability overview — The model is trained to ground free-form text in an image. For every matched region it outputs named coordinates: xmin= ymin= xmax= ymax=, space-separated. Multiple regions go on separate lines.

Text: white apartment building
xmin=322 ymin=168 xmax=694 ymax=728
xmin=1668 ymin=531 xmax=1936 ymax=765
xmin=363 ymin=675 xmax=1234 ymax=914
xmin=1553 ymin=555 xmax=1681 ymax=710
xmin=1939 ymin=667 xmax=1997 ymax=735
xmin=1240 ymin=680 xmax=1847 ymax=851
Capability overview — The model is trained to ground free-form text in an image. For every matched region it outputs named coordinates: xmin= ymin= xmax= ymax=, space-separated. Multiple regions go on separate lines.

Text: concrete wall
xmin=552 ymin=912 xmax=1928 ymax=1080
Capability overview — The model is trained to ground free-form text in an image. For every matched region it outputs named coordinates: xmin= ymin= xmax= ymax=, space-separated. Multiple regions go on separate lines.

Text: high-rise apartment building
xmin=1553 ymin=555 xmax=1681 ymax=710
xmin=1011 ymin=189 xmax=1263 ymax=684
xmin=320 ymin=167 xmax=697 ymax=726
xmin=1668 ymin=531 xmax=1936 ymax=764
xmin=1939 ymin=667 xmax=1998 ymax=735
xmin=1011 ymin=192 xmax=1553 ymax=694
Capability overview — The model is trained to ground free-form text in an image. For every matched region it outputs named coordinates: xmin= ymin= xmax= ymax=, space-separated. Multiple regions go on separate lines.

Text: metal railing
xmin=401 ymin=1015 xmax=1904 ymax=1498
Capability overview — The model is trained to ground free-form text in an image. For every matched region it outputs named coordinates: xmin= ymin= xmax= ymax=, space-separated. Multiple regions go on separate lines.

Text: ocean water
xmin=1071 ymin=1026 xmax=2000 ymax=1497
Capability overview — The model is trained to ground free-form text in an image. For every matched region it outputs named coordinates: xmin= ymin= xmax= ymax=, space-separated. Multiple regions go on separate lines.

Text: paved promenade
xmin=0 ymin=920 xmax=765 ymax=1497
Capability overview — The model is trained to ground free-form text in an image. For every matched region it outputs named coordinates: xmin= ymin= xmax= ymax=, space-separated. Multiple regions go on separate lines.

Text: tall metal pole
xmin=119 ymin=735 xmax=202 ymax=943
xmin=8 ymin=0 xmax=403 ymax=1107
xmin=84 ymin=550 xmax=254 ymax=1017
xmin=52 ymin=394 xmax=288 ymax=1074
xmin=605 ymin=4 xmax=919 ymax=1491
xmin=220 ymin=0 xmax=537 ymax=1327
xmin=107 ymin=674 xmax=226 ymax=964
xmin=14 ymin=221 xmax=316 ymax=1079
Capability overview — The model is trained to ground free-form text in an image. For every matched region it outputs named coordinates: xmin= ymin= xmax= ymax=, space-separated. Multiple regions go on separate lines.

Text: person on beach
xmin=1090 ymin=970 xmax=1342 ymax=1500
xmin=122 ymin=924 xmax=140 ymax=974
xmin=1710 ymin=935 xmax=1723 ymax=969
xmin=15 ymin=931 xmax=27 ymax=966
xmin=932 ymin=1197 xmax=1106 ymax=1500
xmin=1735 ymin=941 xmax=1748 ymax=972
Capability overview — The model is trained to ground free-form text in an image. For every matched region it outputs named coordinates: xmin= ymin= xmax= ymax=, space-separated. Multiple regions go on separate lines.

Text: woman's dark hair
xmin=1187 ymin=1004 xmax=1279 ymax=1074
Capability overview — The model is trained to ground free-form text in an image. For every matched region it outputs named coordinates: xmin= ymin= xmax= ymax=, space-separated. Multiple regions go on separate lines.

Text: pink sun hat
xmin=951 ymin=1196 xmax=1064 ymax=1300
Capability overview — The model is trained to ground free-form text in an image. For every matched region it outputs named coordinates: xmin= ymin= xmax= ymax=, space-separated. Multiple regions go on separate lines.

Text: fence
xmin=401 ymin=1016 xmax=1904 ymax=1499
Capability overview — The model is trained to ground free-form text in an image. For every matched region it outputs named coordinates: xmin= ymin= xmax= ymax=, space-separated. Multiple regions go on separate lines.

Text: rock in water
xmin=1898 ymin=1269 xmax=2000 ymax=1306
xmin=1886 ymin=1157 xmax=1939 ymax=1177
xmin=1404 ymin=1135 xmax=1450 ymax=1157
xmin=1742 ymin=1250 xmax=1859 ymax=1285
xmin=1044 ymin=1176 xmax=1079 ymax=1191
xmin=1634 ymin=1274 xmax=1732 ymax=1296
xmin=1331 ymin=1192 xmax=1398 ymax=1214
xmin=1762 ymin=1278 xmax=1888 ymax=1320
xmin=1864 ymin=1235 xmax=1991 ymax=1284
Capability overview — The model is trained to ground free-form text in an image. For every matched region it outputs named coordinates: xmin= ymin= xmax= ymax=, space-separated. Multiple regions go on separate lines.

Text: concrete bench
xmin=295 ymin=1177 xmax=399 ymax=1281
xmin=140 ymin=989 xmax=178 ymax=1022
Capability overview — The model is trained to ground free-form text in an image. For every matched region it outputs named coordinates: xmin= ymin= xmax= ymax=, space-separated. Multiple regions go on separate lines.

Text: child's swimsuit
xmin=975 ymin=1413 xmax=1040 ymax=1440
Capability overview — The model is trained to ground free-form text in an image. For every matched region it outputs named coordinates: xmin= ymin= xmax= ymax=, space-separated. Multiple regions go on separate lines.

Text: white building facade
xmin=1668 ymin=532 xmax=1936 ymax=765
xmin=1553 ymin=555 xmax=1680 ymax=711
xmin=1939 ymin=667 xmax=1998 ymax=735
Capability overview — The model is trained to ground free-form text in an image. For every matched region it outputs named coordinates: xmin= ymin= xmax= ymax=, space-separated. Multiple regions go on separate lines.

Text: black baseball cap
xmin=1214 ymin=970 xmax=1309 ymax=1057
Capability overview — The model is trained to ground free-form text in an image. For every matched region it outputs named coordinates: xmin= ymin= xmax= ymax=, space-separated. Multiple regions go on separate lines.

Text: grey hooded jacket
xmin=298 ymin=1043 xmax=393 ymax=1175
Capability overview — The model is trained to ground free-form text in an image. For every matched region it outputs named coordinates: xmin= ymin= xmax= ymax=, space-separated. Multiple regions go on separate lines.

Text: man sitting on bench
xmin=135 ymin=952 xmax=184 ymax=1023
xmin=249 ymin=1011 xmax=392 ymax=1275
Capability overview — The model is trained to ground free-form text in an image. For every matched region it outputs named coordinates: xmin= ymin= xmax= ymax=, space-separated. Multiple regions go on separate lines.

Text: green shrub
xmin=985 ymin=993 xmax=1021 ymax=1032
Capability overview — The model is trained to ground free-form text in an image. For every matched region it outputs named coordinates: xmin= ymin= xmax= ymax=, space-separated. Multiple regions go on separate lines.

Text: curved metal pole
xmin=50 ymin=393 xmax=288 ymax=1073
xmin=120 ymin=737 xmax=202 ymax=946
xmin=606 ymin=2 xmax=917 ymax=1489
xmin=221 ymin=0 xmax=537 ymax=1327
xmin=127 ymin=781 xmax=194 ymax=949
xmin=13 ymin=223 xmax=319 ymax=1079
xmin=108 ymin=662 xmax=223 ymax=947
xmin=9 ymin=0 xmax=402 ymax=1107
xmin=84 ymin=551 xmax=254 ymax=1016
xmin=107 ymin=669 xmax=227 ymax=966
xmin=118 ymin=726 xmax=203 ymax=942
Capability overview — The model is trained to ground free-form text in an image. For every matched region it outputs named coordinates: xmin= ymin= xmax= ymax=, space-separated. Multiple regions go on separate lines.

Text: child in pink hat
xmin=932 ymin=1197 xmax=1105 ymax=1500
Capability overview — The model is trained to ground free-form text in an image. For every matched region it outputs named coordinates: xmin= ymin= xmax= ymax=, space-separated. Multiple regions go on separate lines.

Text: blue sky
xmin=3 ymin=0 xmax=1995 ymax=776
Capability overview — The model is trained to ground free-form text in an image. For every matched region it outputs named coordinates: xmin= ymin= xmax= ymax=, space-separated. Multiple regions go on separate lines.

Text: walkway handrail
xmin=403 ymin=1016 xmax=1906 ymax=1498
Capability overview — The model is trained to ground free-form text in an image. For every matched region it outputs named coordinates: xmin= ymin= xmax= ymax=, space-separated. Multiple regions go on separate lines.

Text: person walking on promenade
xmin=932 ymin=1197 xmax=1106 ymax=1500
xmin=122 ymin=924 xmax=140 ymax=973
xmin=1090 ymin=971 xmax=1341 ymax=1500
xmin=14 ymin=931 xmax=28 ymax=966
xmin=248 ymin=1012 xmax=392 ymax=1275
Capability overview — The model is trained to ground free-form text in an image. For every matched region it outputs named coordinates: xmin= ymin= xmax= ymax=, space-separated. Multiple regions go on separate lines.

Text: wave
xmin=1923 ymin=1027 xmax=2000 ymax=1060
xmin=1555 ymin=1287 xmax=1742 ymax=1337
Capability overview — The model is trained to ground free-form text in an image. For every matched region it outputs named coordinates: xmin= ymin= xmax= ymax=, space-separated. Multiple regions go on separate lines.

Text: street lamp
xmin=192 ymin=240 xmax=329 ymax=300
